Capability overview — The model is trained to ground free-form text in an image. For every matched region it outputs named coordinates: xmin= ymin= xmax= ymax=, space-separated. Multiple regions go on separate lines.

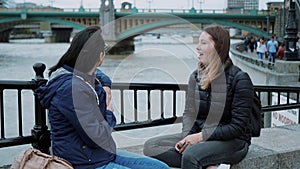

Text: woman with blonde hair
xmin=144 ymin=25 xmax=253 ymax=169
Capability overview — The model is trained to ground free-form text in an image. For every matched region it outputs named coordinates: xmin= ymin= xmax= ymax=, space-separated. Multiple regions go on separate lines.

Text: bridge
xmin=0 ymin=0 xmax=277 ymax=45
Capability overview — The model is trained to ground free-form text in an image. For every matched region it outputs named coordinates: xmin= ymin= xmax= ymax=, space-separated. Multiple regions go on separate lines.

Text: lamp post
xmin=131 ymin=0 xmax=138 ymax=13
xmin=146 ymin=0 xmax=153 ymax=12
xmin=198 ymin=0 xmax=205 ymax=12
xmin=284 ymin=0 xmax=299 ymax=60
xmin=189 ymin=0 xmax=196 ymax=13
xmin=49 ymin=0 xmax=55 ymax=7
xmin=79 ymin=0 xmax=84 ymax=12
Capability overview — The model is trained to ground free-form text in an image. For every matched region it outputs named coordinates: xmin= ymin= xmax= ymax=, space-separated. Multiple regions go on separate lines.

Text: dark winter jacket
xmin=183 ymin=59 xmax=253 ymax=144
xmin=38 ymin=65 xmax=116 ymax=169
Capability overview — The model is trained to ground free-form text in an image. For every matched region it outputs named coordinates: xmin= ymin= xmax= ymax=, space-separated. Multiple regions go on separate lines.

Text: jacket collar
xmin=62 ymin=65 xmax=96 ymax=85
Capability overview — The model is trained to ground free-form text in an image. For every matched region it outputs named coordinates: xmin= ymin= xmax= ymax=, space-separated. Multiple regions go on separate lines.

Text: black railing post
xmin=31 ymin=63 xmax=51 ymax=154
xmin=284 ymin=0 xmax=300 ymax=60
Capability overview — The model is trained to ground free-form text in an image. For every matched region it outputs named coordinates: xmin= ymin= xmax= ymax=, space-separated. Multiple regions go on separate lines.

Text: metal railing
xmin=0 ymin=63 xmax=49 ymax=153
xmin=112 ymin=82 xmax=187 ymax=131
xmin=0 ymin=63 xmax=299 ymax=153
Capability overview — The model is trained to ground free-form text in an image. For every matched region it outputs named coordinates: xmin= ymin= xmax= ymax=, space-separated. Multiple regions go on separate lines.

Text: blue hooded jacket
xmin=38 ymin=65 xmax=116 ymax=169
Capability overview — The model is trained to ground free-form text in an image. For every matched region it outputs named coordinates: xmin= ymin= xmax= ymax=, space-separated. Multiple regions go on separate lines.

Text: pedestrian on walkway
xmin=277 ymin=43 xmax=285 ymax=60
xmin=256 ymin=37 xmax=267 ymax=62
xmin=244 ymin=37 xmax=249 ymax=52
xmin=266 ymin=36 xmax=278 ymax=66
xmin=143 ymin=24 xmax=253 ymax=169
xmin=249 ymin=36 xmax=257 ymax=53
xmin=37 ymin=26 xmax=169 ymax=169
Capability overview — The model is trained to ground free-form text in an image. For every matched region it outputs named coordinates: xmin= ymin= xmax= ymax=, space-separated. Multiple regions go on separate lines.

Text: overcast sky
xmin=14 ymin=0 xmax=284 ymax=10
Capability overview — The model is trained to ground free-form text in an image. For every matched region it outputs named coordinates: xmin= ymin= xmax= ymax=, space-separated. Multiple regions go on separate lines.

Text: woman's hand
xmin=184 ymin=132 xmax=203 ymax=145
xmin=175 ymin=132 xmax=203 ymax=153
xmin=175 ymin=140 xmax=188 ymax=153
xmin=103 ymin=86 xmax=112 ymax=106
xmin=107 ymin=104 xmax=114 ymax=112
xmin=103 ymin=86 xmax=113 ymax=112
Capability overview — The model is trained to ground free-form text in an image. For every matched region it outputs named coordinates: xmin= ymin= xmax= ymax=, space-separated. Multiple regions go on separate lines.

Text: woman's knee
xmin=143 ymin=138 xmax=155 ymax=156
xmin=143 ymin=134 xmax=180 ymax=157
xmin=182 ymin=148 xmax=199 ymax=166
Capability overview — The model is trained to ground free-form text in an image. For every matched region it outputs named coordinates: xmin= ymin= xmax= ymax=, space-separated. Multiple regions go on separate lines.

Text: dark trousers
xmin=150 ymin=138 xmax=249 ymax=169
xmin=268 ymin=52 xmax=276 ymax=66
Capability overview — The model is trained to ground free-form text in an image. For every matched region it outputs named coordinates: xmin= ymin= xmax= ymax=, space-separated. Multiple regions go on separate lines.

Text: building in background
xmin=225 ymin=0 xmax=258 ymax=38
xmin=266 ymin=1 xmax=286 ymax=43
xmin=227 ymin=0 xmax=259 ymax=11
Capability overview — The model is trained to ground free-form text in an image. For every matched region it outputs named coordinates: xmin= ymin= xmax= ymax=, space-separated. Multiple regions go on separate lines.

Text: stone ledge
xmin=231 ymin=144 xmax=279 ymax=169
xmin=2 ymin=124 xmax=299 ymax=169
xmin=232 ymin=124 xmax=300 ymax=169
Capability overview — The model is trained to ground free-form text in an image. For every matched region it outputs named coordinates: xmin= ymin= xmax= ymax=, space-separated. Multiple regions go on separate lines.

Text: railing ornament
xmin=33 ymin=63 xmax=46 ymax=80
xmin=32 ymin=63 xmax=50 ymax=154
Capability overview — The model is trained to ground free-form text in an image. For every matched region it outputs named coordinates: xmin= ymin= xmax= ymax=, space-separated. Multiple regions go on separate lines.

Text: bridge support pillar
xmin=107 ymin=37 xmax=134 ymax=54
xmin=0 ymin=28 xmax=12 ymax=42
xmin=100 ymin=0 xmax=134 ymax=54
xmin=100 ymin=0 xmax=116 ymax=41
xmin=44 ymin=28 xmax=73 ymax=43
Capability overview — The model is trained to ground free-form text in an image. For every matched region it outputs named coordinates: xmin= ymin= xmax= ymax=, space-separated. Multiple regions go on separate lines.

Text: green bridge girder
xmin=30 ymin=17 xmax=85 ymax=30
xmin=0 ymin=9 xmax=275 ymax=40
xmin=117 ymin=18 xmax=271 ymax=40
xmin=116 ymin=12 xmax=275 ymax=40
xmin=0 ymin=17 xmax=85 ymax=30
xmin=115 ymin=12 xmax=274 ymax=22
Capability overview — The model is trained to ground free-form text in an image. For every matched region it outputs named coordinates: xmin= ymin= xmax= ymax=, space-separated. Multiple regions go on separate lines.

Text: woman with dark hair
xmin=143 ymin=25 xmax=254 ymax=169
xmin=38 ymin=26 xmax=169 ymax=169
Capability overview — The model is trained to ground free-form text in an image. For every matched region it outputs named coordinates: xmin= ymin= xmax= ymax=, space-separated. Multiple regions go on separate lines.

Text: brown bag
xmin=11 ymin=148 xmax=73 ymax=169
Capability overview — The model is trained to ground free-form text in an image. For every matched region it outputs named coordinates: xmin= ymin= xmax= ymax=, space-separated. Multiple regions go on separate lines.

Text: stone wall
xmin=230 ymin=42 xmax=300 ymax=87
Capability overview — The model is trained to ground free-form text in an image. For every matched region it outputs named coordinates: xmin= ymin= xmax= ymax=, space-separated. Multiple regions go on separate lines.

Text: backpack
xmin=232 ymin=71 xmax=262 ymax=137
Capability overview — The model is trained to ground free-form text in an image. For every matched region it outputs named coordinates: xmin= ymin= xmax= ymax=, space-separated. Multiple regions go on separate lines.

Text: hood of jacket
xmin=38 ymin=65 xmax=95 ymax=109
xmin=38 ymin=69 xmax=71 ymax=109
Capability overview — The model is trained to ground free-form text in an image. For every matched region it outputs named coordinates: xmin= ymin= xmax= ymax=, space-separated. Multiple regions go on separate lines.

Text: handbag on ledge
xmin=11 ymin=148 xmax=73 ymax=169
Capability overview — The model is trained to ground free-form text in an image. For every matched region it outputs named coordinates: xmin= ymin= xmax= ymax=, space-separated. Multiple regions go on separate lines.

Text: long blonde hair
xmin=197 ymin=25 xmax=230 ymax=89
xmin=198 ymin=49 xmax=223 ymax=89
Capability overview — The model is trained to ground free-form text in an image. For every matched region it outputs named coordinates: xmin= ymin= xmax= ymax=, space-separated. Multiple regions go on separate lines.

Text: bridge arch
xmin=30 ymin=17 xmax=86 ymax=30
xmin=0 ymin=17 xmax=85 ymax=30
xmin=117 ymin=18 xmax=268 ymax=40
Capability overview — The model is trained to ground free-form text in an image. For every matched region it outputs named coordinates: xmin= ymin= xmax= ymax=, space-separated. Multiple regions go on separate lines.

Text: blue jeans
xmin=257 ymin=52 xmax=264 ymax=60
xmin=96 ymin=150 xmax=169 ymax=169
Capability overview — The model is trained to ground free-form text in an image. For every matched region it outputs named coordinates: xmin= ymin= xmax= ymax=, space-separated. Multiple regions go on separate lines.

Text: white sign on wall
xmin=271 ymin=93 xmax=299 ymax=127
